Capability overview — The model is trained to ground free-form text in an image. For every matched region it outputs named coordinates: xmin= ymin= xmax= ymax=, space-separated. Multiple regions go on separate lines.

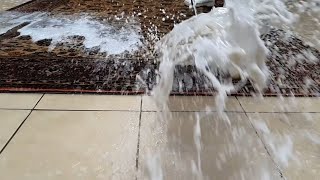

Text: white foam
xmin=0 ymin=12 xmax=142 ymax=55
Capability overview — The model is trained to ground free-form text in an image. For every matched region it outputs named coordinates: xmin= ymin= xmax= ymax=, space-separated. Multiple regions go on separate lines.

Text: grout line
xmin=235 ymin=96 xmax=286 ymax=179
xmin=33 ymin=93 xmax=45 ymax=110
xmin=0 ymin=108 xmax=33 ymax=111
xmin=0 ymin=94 xmax=45 ymax=155
xmin=244 ymin=111 xmax=320 ymax=113
xmin=0 ymin=110 xmax=33 ymax=155
xmin=32 ymin=109 xmax=141 ymax=112
xmin=135 ymin=96 xmax=143 ymax=177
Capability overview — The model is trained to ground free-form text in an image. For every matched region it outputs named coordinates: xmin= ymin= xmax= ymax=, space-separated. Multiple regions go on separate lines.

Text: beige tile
xmin=248 ymin=113 xmax=320 ymax=179
xmin=238 ymin=97 xmax=320 ymax=112
xmin=142 ymin=96 xmax=242 ymax=112
xmin=0 ymin=111 xmax=139 ymax=180
xmin=36 ymin=94 xmax=141 ymax=111
xmin=138 ymin=112 xmax=281 ymax=180
xmin=0 ymin=110 xmax=30 ymax=150
xmin=0 ymin=0 xmax=31 ymax=11
xmin=0 ymin=93 xmax=42 ymax=109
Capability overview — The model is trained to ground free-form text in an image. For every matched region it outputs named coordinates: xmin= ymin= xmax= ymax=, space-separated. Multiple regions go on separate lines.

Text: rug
xmin=0 ymin=0 xmax=319 ymax=96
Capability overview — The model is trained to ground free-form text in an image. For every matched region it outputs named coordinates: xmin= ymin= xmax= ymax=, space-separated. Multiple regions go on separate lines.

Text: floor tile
xmin=0 ymin=93 xmax=42 ymax=109
xmin=248 ymin=113 xmax=320 ymax=179
xmin=138 ymin=112 xmax=280 ymax=180
xmin=142 ymin=96 xmax=243 ymax=112
xmin=0 ymin=110 xmax=30 ymax=150
xmin=238 ymin=97 xmax=320 ymax=112
xmin=0 ymin=111 xmax=139 ymax=180
xmin=36 ymin=94 xmax=141 ymax=111
xmin=0 ymin=0 xmax=31 ymax=11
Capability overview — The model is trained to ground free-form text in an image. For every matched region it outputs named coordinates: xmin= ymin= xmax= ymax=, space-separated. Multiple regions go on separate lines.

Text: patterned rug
xmin=0 ymin=0 xmax=319 ymax=96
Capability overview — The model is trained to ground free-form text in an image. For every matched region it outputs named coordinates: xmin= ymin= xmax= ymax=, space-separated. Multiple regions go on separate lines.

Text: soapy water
xmin=0 ymin=12 xmax=142 ymax=55
xmin=148 ymin=0 xmax=319 ymax=179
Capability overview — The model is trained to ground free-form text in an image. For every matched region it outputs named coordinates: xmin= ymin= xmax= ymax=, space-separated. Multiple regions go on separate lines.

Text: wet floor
xmin=291 ymin=8 xmax=320 ymax=50
xmin=0 ymin=0 xmax=319 ymax=180
xmin=0 ymin=94 xmax=319 ymax=179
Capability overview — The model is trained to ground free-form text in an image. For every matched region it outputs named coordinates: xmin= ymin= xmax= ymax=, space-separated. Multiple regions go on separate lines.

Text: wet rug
xmin=0 ymin=0 xmax=319 ymax=96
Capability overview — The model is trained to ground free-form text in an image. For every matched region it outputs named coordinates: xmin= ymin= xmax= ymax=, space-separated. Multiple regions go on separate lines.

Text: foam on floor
xmin=0 ymin=12 xmax=143 ymax=55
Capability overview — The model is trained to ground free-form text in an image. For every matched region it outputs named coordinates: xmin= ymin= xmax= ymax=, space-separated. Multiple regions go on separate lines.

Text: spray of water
xmin=191 ymin=113 xmax=203 ymax=180
xmin=152 ymin=0 xmax=316 ymax=112
xmin=150 ymin=0 xmax=319 ymax=179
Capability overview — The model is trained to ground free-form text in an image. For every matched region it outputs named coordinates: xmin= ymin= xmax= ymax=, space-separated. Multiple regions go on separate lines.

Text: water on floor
xmin=0 ymin=0 xmax=319 ymax=179
xmin=150 ymin=0 xmax=320 ymax=179
xmin=289 ymin=1 xmax=320 ymax=50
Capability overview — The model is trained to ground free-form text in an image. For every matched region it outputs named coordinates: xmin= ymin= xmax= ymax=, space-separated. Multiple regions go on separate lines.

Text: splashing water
xmin=150 ymin=0 xmax=320 ymax=179
xmin=152 ymin=0 xmax=319 ymax=112
xmin=191 ymin=113 xmax=203 ymax=180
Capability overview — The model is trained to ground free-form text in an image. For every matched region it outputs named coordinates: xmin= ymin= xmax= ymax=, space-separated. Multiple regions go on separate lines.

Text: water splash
xmin=150 ymin=0 xmax=319 ymax=179
xmin=153 ymin=6 xmax=271 ymax=112
xmin=152 ymin=0 xmax=318 ymax=111
xmin=191 ymin=113 xmax=203 ymax=180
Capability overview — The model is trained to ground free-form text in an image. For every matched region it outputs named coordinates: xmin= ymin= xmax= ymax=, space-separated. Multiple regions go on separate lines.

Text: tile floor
xmin=1 ymin=0 xmax=319 ymax=179
xmin=0 ymin=0 xmax=31 ymax=11
xmin=0 ymin=93 xmax=319 ymax=179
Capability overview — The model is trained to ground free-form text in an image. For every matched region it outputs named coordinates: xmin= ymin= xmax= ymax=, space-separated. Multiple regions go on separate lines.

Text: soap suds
xmin=0 ymin=12 xmax=143 ymax=55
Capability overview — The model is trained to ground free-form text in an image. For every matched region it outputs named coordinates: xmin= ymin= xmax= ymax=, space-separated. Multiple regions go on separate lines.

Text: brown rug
xmin=0 ymin=0 xmax=319 ymax=96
